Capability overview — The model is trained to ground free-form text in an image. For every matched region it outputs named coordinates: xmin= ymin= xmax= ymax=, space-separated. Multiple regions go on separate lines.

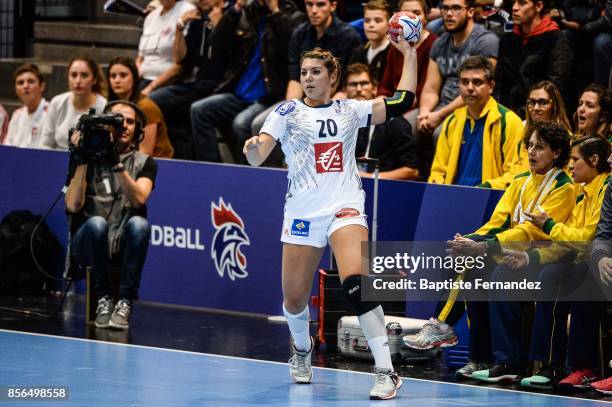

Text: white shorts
xmin=280 ymin=206 xmax=368 ymax=248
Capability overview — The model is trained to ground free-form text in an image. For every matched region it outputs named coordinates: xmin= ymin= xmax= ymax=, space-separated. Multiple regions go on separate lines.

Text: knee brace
xmin=342 ymin=274 xmax=380 ymax=316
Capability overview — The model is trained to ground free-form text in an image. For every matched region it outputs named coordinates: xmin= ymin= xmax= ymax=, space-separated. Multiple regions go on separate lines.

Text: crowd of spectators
xmin=0 ymin=0 xmax=610 ymax=170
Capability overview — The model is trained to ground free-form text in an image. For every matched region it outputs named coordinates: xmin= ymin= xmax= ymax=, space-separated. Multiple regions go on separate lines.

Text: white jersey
xmin=261 ymin=98 xmax=373 ymax=219
xmin=4 ymin=99 xmax=49 ymax=148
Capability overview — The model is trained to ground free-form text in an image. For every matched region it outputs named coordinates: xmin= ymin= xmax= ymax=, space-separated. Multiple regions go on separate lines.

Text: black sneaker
xmin=455 ymin=361 xmax=491 ymax=379
xmin=472 ymin=364 xmax=522 ymax=383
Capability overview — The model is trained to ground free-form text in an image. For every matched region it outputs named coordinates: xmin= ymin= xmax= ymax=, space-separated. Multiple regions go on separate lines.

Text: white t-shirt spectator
xmin=39 ymin=92 xmax=107 ymax=150
xmin=138 ymin=0 xmax=195 ymax=80
xmin=0 ymin=104 xmax=8 ymax=144
xmin=5 ymin=99 xmax=49 ymax=148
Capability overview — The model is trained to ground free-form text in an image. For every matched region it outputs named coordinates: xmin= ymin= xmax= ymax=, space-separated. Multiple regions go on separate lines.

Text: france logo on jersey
xmin=275 ymin=100 xmax=296 ymax=116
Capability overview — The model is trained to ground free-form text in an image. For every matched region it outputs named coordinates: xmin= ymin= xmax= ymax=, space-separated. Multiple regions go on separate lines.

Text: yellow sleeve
xmin=471 ymin=181 xmax=519 ymax=236
xmin=428 ymin=116 xmax=452 ymax=184
xmin=496 ymin=181 xmax=576 ymax=243
xmin=547 ymin=188 xmax=606 ymax=243
xmin=483 ymin=113 xmax=526 ymax=190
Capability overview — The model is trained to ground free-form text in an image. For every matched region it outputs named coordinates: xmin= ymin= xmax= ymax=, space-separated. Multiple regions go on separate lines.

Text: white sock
xmin=283 ymin=304 xmax=311 ymax=352
xmin=367 ymin=336 xmax=394 ymax=370
xmin=358 ymin=306 xmax=393 ymax=370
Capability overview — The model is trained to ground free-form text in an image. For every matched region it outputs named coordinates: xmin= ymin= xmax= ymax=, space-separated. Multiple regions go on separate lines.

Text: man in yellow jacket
xmin=428 ymin=56 xmax=525 ymax=190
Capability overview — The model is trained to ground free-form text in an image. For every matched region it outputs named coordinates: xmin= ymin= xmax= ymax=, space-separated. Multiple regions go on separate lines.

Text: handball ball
xmin=387 ymin=11 xmax=422 ymax=44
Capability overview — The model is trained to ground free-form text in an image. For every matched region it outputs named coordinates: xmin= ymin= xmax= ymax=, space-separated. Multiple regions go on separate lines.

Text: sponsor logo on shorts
xmin=335 ymin=208 xmax=360 ymax=218
xmin=290 ymin=219 xmax=310 ymax=237
xmin=275 ymin=100 xmax=296 ymax=116
xmin=314 ymin=142 xmax=343 ymax=173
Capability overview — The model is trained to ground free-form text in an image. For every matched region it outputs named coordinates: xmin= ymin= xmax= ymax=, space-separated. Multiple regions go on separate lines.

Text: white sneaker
xmin=403 ymin=318 xmax=458 ymax=350
xmin=369 ymin=367 xmax=402 ymax=400
xmin=289 ymin=340 xmax=313 ymax=383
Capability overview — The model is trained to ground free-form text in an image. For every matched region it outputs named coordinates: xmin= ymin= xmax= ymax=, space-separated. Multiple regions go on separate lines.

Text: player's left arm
xmin=371 ymin=35 xmax=417 ymax=126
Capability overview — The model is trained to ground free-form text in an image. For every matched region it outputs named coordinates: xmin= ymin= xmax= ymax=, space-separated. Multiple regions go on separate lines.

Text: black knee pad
xmin=342 ymin=274 xmax=380 ymax=316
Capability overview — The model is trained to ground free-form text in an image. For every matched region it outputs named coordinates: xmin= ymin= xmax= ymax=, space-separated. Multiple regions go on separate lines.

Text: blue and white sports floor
xmin=1 ymin=329 xmax=609 ymax=406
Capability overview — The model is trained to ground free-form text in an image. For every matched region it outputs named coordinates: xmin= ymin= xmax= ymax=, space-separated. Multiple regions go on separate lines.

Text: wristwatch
xmin=112 ymin=163 xmax=125 ymax=173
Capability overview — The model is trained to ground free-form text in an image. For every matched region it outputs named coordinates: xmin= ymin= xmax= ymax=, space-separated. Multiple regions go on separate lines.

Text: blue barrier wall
xmin=0 ymin=146 xmax=503 ymax=316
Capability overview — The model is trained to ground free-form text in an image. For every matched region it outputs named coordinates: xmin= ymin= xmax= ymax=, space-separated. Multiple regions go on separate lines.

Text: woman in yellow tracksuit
xmin=444 ymin=122 xmax=576 ymax=380
xmin=498 ymin=136 xmax=610 ymax=390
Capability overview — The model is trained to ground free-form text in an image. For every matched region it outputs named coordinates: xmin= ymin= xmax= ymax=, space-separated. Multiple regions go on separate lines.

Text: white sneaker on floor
xmin=289 ymin=340 xmax=313 ymax=384
xmin=369 ymin=367 xmax=402 ymax=400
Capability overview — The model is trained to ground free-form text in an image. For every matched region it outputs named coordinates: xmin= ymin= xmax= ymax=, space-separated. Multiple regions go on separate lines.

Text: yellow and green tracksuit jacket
xmin=529 ymin=172 xmax=610 ymax=265
xmin=428 ymin=96 xmax=526 ymax=190
xmin=469 ymin=169 xmax=576 ymax=248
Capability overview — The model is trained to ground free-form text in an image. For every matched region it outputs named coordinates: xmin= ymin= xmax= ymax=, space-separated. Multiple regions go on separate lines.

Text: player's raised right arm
xmin=243 ymin=133 xmax=277 ymax=167
xmin=371 ymin=33 xmax=417 ymax=126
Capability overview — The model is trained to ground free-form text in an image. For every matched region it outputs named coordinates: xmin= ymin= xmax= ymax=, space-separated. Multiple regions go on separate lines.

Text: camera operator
xmin=65 ymin=101 xmax=157 ymax=330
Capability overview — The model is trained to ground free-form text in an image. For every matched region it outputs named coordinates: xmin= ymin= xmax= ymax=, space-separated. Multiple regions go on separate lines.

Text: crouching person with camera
xmin=65 ymin=101 xmax=157 ymax=329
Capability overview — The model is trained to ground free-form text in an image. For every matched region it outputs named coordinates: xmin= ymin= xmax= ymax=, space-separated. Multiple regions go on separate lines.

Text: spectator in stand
xmin=249 ymin=0 xmax=361 ymax=140
xmin=415 ymin=0 xmax=499 ymax=139
xmin=590 ymin=145 xmax=612 ymax=396
xmin=550 ymin=0 xmax=611 ymax=87
xmin=428 ymin=56 xmax=525 ymax=188
xmin=0 ymin=104 xmax=7 ymax=145
xmin=147 ymin=0 xmax=231 ymax=158
xmin=190 ymin=0 xmax=303 ymax=162
xmin=494 ymin=0 xmax=573 ymax=117
xmin=346 ymin=63 xmax=425 ymax=180
xmin=472 ymin=0 xmax=512 ymax=37
xmin=523 ymin=80 xmax=573 ymax=140
xmin=286 ymin=0 xmax=361 ymax=99
xmin=348 ymin=0 xmax=393 ymax=84
xmin=4 ymin=64 xmax=49 ymax=148
xmin=587 ymin=0 xmax=611 ymax=87
xmin=573 ymin=84 xmax=612 ymax=140
xmin=39 ymin=56 xmax=107 ymax=150
xmin=108 ymin=57 xmax=174 ymax=158
xmin=137 ymin=0 xmax=196 ymax=96
xmin=378 ymin=0 xmax=438 ymax=106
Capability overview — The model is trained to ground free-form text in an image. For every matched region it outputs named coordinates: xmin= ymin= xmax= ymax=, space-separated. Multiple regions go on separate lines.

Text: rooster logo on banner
xmin=210 ymin=198 xmax=250 ymax=281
